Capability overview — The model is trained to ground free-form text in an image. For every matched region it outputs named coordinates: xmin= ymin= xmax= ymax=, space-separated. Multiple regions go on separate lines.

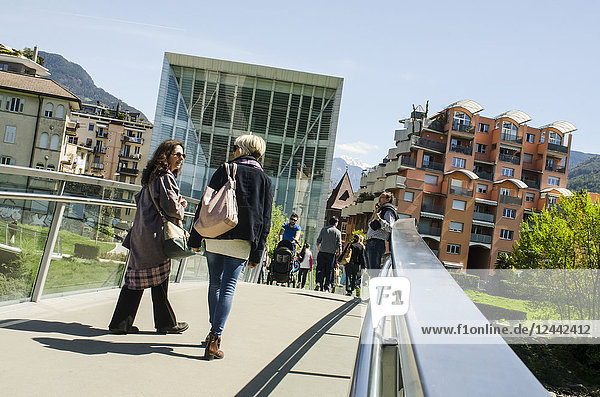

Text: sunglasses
xmin=290 ymin=218 xmax=298 ymax=222
xmin=172 ymin=152 xmax=186 ymax=159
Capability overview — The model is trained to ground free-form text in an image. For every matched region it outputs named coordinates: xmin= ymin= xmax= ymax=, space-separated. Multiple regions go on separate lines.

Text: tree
xmin=21 ymin=47 xmax=44 ymax=66
xmin=266 ymin=204 xmax=287 ymax=253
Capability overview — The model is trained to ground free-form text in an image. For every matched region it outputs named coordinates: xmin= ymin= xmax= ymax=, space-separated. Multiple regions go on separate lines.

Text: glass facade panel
xmin=152 ymin=54 xmax=343 ymax=245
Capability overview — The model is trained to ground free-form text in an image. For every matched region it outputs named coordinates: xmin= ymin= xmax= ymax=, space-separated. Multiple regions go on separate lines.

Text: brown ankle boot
xmin=205 ymin=333 xmax=224 ymax=360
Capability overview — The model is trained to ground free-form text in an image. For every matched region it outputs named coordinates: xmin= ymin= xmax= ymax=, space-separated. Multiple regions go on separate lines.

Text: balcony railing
xmin=400 ymin=156 xmax=417 ymax=168
xmin=421 ymin=203 xmax=444 ymax=215
xmin=421 ymin=160 xmax=444 ymax=171
xmin=119 ymin=151 xmax=142 ymax=160
xmin=94 ymin=147 xmax=107 ymax=154
xmin=451 ymin=123 xmax=474 ymax=134
xmin=449 ymin=145 xmax=473 ymax=155
xmin=500 ymin=134 xmax=523 ymax=144
xmin=547 ymin=142 xmax=569 ymax=154
xmin=415 ymin=137 xmax=446 ymax=152
xmin=499 ymin=194 xmax=522 ymax=205
xmin=117 ymin=166 xmax=139 ymax=175
xmin=473 ymin=211 xmax=494 ymax=223
xmin=499 ymin=153 xmax=521 ymax=165
xmin=91 ymin=162 xmax=104 ymax=170
xmin=449 ymin=186 xmax=473 ymax=197
xmin=545 ymin=165 xmax=566 ymax=174
xmin=522 ymin=179 xmax=540 ymax=189
xmin=418 ymin=224 xmax=442 ymax=236
xmin=470 ymin=233 xmax=492 ymax=244
xmin=122 ymin=136 xmax=144 ymax=144
xmin=474 ymin=169 xmax=493 ymax=180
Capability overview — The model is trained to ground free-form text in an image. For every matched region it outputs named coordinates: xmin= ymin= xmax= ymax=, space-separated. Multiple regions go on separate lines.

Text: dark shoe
xmin=109 ymin=326 xmax=139 ymax=335
xmin=157 ymin=322 xmax=189 ymax=334
xmin=204 ymin=333 xmax=224 ymax=360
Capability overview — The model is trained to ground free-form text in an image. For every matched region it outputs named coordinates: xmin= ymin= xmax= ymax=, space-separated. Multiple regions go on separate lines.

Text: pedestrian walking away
xmin=340 ymin=234 xmax=366 ymax=296
xmin=297 ymin=243 xmax=312 ymax=289
xmin=189 ymin=134 xmax=273 ymax=360
xmin=108 ymin=139 xmax=189 ymax=335
xmin=315 ymin=217 xmax=342 ymax=292
xmin=365 ymin=191 xmax=398 ymax=270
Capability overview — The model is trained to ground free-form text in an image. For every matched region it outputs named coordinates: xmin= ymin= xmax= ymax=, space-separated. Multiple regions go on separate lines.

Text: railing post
xmin=31 ymin=182 xmax=66 ymax=302
xmin=175 ymin=258 xmax=187 ymax=283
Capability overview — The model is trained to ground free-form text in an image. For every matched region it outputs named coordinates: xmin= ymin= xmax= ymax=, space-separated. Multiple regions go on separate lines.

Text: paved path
xmin=0 ymin=282 xmax=365 ymax=396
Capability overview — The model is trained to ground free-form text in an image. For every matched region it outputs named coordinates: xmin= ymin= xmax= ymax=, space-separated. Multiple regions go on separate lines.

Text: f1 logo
xmin=369 ymin=277 xmax=410 ymax=328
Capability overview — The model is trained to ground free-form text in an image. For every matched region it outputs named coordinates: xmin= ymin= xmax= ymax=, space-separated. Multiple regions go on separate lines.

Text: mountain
xmin=39 ymin=51 xmax=147 ymax=120
xmin=329 ymin=157 xmax=368 ymax=192
xmin=567 ymin=155 xmax=600 ymax=193
xmin=569 ymin=150 xmax=597 ymax=168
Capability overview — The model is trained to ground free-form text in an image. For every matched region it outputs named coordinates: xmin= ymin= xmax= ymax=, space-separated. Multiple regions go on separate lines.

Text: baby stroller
xmin=267 ymin=240 xmax=299 ymax=287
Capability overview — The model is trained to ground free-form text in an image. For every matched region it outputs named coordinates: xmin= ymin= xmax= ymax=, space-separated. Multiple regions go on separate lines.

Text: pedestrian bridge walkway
xmin=0 ymin=282 xmax=363 ymax=397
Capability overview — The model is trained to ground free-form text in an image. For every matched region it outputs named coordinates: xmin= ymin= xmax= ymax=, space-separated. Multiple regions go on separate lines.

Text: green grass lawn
xmin=464 ymin=289 xmax=560 ymax=320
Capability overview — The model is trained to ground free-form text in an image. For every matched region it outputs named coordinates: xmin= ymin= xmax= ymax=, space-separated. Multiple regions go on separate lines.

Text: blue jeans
xmin=365 ymin=239 xmax=386 ymax=269
xmin=206 ymin=251 xmax=245 ymax=336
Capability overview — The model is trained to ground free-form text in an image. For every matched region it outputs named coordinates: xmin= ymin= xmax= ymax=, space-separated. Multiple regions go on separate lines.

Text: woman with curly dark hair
xmin=108 ymin=139 xmax=189 ymax=334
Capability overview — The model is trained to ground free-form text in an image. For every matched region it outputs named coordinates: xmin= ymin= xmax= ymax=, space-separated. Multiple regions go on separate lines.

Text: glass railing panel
xmin=0 ymin=199 xmax=56 ymax=303
xmin=182 ymin=252 xmax=209 ymax=281
xmin=42 ymin=201 xmax=129 ymax=296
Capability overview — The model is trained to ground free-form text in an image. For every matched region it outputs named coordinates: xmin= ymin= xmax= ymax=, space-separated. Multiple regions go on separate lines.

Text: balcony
xmin=91 ymin=162 xmax=104 ymax=170
xmin=499 ymin=153 xmax=521 ymax=165
xmin=449 ymin=145 xmax=473 ymax=155
xmin=117 ymin=166 xmax=139 ymax=175
xmin=500 ymin=134 xmax=523 ymax=144
xmin=545 ymin=165 xmax=566 ymax=174
xmin=421 ymin=160 xmax=444 ymax=171
xmin=474 ymin=169 xmax=493 ymax=180
xmin=499 ymin=194 xmax=522 ymax=205
xmin=400 ymin=156 xmax=417 ymax=168
xmin=122 ymin=136 xmax=144 ymax=145
xmin=451 ymin=123 xmax=474 ymax=134
xmin=415 ymin=137 xmax=446 ymax=153
xmin=65 ymin=121 xmax=78 ymax=135
xmin=418 ymin=224 xmax=442 ymax=236
xmin=522 ymin=178 xmax=540 ymax=189
xmin=93 ymin=146 xmax=107 ymax=154
xmin=119 ymin=151 xmax=142 ymax=160
xmin=449 ymin=186 xmax=473 ymax=197
xmin=421 ymin=203 xmax=444 ymax=215
xmin=547 ymin=142 xmax=569 ymax=154
xmin=471 ymin=233 xmax=492 ymax=244
xmin=96 ymin=131 xmax=108 ymax=139
xmin=473 ymin=212 xmax=495 ymax=223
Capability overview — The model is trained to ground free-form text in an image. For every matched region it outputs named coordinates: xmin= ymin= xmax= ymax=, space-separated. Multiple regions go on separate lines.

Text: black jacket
xmin=189 ymin=156 xmax=274 ymax=263
xmin=343 ymin=242 xmax=366 ymax=271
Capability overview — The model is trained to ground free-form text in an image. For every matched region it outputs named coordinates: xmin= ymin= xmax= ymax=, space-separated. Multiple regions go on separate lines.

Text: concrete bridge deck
xmin=0 ymin=282 xmax=364 ymax=397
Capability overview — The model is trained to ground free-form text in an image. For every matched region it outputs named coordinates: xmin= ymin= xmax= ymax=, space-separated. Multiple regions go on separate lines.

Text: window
xmin=424 ymin=174 xmax=438 ymax=185
xmin=88 ymin=123 xmax=95 ymax=131
xmin=526 ymin=133 xmax=535 ymax=143
xmin=476 ymin=184 xmax=488 ymax=194
xmin=495 ymin=122 xmax=500 ymax=129
xmin=549 ymin=132 xmax=562 ymax=145
xmin=453 ymin=111 xmax=471 ymax=127
xmin=44 ymin=103 xmax=54 ymax=118
xmin=548 ymin=176 xmax=560 ymax=186
xmin=540 ymin=132 xmax=545 ymax=143
xmin=523 ymin=153 xmax=533 ymax=163
xmin=422 ymin=154 xmax=431 ymax=167
xmin=503 ymin=208 xmax=516 ymax=219
xmin=525 ymin=193 xmax=535 ymax=202
xmin=547 ymin=196 xmax=557 ymax=205
xmin=39 ymin=133 xmax=49 ymax=149
xmin=447 ymin=244 xmax=461 ymax=254
xmin=500 ymin=188 xmax=513 ymax=196
xmin=50 ymin=134 xmax=60 ymax=150
xmin=502 ymin=122 xmax=518 ymax=140
xmin=500 ymin=229 xmax=514 ymax=240
xmin=404 ymin=191 xmax=414 ymax=202
xmin=0 ymin=156 xmax=14 ymax=165
xmin=452 ymin=157 xmax=466 ymax=168
xmin=46 ymin=164 xmax=55 ymax=171
xmin=501 ymin=167 xmax=514 ymax=177
xmin=6 ymin=97 xmax=24 ymax=113
xmin=55 ymin=105 xmax=65 ymax=119
xmin=449 ymin=222 xmax=463 ymax=232
xmin=4 ymin=126 xmax=16 ymax=143
xmin=475 ymin=143 xmax=486 ymax=153
xmin=67 ymin=136 xmax=78 ymax=144
xmin=478 ymin=123 xmax=489 ymax=133
xmin=452 ymin=199 xmax=466 ymax=211
xmin=35 ymin=163 xmax=44 ymax=169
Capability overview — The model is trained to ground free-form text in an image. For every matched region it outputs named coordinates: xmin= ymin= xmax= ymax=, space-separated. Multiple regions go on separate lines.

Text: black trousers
xmin=298 ymin=268 xmax=309 ymax=288
xmin=346 ymin=267 xmax=359 ymax=292
xmin=109 ymin=278 xmax=177 ymax=331
xmin=316 ymin=252 xmax=335 ymax=291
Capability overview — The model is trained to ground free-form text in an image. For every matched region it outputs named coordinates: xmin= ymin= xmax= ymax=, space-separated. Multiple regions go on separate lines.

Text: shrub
xmin=73 ymin=244 xmax=100 ymax=259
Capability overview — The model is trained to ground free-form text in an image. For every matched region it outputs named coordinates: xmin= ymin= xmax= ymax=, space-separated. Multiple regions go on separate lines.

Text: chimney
xmin=33 ymin=46 xmax=39 ymax=64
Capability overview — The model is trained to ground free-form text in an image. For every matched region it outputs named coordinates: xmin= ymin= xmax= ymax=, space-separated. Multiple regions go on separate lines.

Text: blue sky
xmin=4 ymin=0 xmax=599 ymax=166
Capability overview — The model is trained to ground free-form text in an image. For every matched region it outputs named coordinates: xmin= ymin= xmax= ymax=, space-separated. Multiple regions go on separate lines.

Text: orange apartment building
xmin=342 ymin=100 xmax=576 ymax=270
